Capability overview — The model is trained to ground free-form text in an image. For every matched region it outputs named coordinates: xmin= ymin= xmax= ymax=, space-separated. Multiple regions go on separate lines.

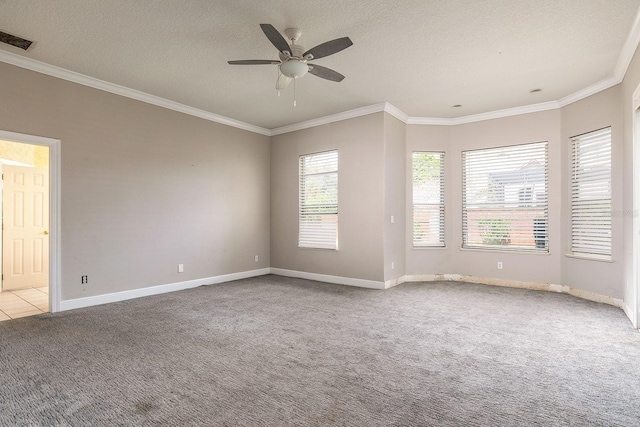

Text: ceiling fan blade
xmin=303 ymin=37 xmax=353 ymax=60
xmin=227 ymin=60 xmax=281 ymax=65
xmin=276 ymin=73 xmax=293 ymax=90
xmin=308 ymin=64 xmax=345 ymax=82
xmin=260 ymin=24 xmax=292 ymax=55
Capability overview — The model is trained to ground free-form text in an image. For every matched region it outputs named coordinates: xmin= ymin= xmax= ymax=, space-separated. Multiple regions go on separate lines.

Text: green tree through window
xmin=413 ymin=152 xmax=445 ymax=247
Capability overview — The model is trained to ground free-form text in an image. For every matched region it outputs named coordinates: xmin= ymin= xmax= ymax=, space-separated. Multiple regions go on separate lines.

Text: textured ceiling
xmin=1 ymin=0 xmax=639 ymax=129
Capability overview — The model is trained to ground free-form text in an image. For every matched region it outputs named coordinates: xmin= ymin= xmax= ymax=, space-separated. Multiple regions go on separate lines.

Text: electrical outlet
xmin=497 ymin=262 xmax=503 ymax=270
xmin=391 ymin=261 xmax=395 ymax=270
xmin=81 ymin=275 xmax=88 ymax=284
xmin=178 ymin=264 xmax=184 ymax=273
xmin=391 ymin=215 xmax=395 ymax=224
xmin=255 ymin=255 xmax=259 ymax=262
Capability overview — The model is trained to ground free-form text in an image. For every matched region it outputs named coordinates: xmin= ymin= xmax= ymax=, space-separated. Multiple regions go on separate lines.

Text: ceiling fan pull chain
xmin=294 ymin=78 xmax=297 ymax=107
xmin=277 ymin=68 xmax=281 ymax=97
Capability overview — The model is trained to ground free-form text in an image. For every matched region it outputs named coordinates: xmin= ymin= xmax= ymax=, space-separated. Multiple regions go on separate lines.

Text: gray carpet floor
xmin=1 ymin=275 xmax=639 ymax=426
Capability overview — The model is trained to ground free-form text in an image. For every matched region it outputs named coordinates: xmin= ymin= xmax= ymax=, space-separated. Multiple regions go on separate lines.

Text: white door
xmin=2 ymin=165 xmax=49 ymax=290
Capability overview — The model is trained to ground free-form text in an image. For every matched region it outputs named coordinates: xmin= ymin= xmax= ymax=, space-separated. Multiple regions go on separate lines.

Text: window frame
xmin=298 ymin=149 xmax=339 ymax=250
xmin=461 ymin=141 xmax=549 ymax=253
xmin=412 ymin=151 xmax=445 ymax=248
xmin=569 ymin=127 xmax=612 ymax=261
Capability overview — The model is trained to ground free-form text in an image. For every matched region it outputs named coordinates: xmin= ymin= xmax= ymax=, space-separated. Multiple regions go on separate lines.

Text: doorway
xmin=0 ymin=130 xmax=60 ymax=318
xmin=0 ymin=144 xmax=49 ymax=319
xmin=634 ymin=89 xmax=640 ymax=330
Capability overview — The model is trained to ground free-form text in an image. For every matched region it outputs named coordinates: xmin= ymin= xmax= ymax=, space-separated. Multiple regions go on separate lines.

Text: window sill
xmin=564 ymin=253 xmax=613 ymax=263
xmin=298 ymin=246 xmax=339 ymax=251
xmin=413 ymin=245 xmax=446 ymax=250
xmin=459 ymin=246 xmax=550 ymax=255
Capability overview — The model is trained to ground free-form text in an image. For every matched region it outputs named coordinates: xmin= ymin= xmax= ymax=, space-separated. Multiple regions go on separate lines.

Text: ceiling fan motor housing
xmin=279 ymin=44 xmax=309 ymax=78
xmin=279 ymin=44 xmax=306 ymax=61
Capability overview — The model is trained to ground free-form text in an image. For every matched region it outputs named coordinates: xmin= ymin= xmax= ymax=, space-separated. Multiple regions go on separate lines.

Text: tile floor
xmin=0 ymin=287 xmax=49 ymax=321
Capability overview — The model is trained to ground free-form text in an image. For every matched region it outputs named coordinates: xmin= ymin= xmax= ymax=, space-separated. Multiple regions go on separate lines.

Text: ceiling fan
xmin=228 ymin=24 xmax=353 ymax=104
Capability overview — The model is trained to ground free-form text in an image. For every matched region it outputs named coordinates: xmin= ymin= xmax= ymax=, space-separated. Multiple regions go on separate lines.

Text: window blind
xmin=570 ymin=127 xmax=612 ymax=258
xmin=412 ymin=152 xmax=445 ymax=247
xmin=462 ymin=142 xmax=548 ymax=252
xmin=299 ymin=150 xmax=338 ymax=249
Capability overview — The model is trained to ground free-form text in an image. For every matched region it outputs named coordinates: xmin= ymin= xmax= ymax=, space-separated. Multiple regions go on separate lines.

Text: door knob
xmin=43 ymin=230 xmax=49 ymax=235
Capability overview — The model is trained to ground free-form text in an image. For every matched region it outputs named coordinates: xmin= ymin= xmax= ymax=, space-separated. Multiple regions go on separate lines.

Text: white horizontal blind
xmin=570 ymin=127 xmax=612 ymax=257
xmin=412 ymin=152 xmax=445 ymax=247
xmin=299 ymin=150 xmax=338 ymax=249
xmin=462 ymin=142 xmax=548 ymax=252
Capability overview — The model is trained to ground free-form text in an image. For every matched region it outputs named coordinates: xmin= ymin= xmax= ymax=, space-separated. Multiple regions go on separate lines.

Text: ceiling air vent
xmin=0 ymin=31 xmax=33 ymax=50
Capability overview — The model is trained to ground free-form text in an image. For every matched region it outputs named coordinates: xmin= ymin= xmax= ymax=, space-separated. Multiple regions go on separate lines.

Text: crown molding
xmin=382 ymin=102 xmax=409 ymax=123
xmin=0 ymin=50 xmax=271 ymax=136
xmin=615 ymin=7 xmax=640 ymax=81
xmin=405 ymin=100 xmax=561 ymax=126
xmin=406 ymin=116 xmax=454 ymax=125
xmin=556 ymin=75 xmax=621 ymax=108
xmin=270 ymin=103 xmax=388 ymax=136
xmin=448 ymin=100 xmax=562 ymax=125
xmin=269 ymin=102 xmax=410 ymax=136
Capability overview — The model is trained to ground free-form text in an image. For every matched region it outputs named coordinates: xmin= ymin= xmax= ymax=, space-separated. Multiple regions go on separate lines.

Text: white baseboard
xmin=58 ymin=266 xmax=625 ymax=314
xmin=623 ymin=301 xmax=638 ymax=329
xmin=205 ymin=268 xmax=271 ymax=285
xmin=59 ymin=268 xmax=270 ymax=311
xmin=401 ymin=274 xmax=625 ymax=309
xmin=270 ymin=268 xmax=385 ymax=289
xmin=384 ymin=275 xmax=406 ymax=289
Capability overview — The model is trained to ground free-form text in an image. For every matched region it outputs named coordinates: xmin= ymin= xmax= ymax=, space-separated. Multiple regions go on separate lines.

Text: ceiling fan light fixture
xmin=280 ymin=60 xmax=308 ymax=79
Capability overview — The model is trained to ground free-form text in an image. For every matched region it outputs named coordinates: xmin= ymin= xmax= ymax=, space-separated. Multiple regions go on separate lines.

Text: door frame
xmin=633 ymin=84 xmax=640 ymax=329
xmin=0 ymin=130 xmax=60 ymax=313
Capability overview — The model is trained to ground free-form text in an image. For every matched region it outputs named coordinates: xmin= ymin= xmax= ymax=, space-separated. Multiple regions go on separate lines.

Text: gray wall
xmin=560 ymin=87 xmax=624 ymax=298
xmin=270 ymin=113 xmax=385 ymax=282
xmin=405 ymin=125 xmax=453 ymax=275
xmin=405 ymin=99 xmax=628 ymax=300
xmin=622 ymin=43 xmax=640 ymax=318
xmin=0 ymin=62 xmax=271 ymax=301
xmin=406 ymin=111 xmax=563 ymax=286
xmin=272 ymin=96 xmax=627 ymax=299
xmin=383 ymin=114 xmax=406 ymax=282
xmin=1 ymin=52 xmax=634 ymax=305
xmin=450 ymin=111 xmax=563 ymax=284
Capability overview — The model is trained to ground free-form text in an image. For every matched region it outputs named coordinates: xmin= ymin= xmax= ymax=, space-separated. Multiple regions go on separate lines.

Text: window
xmin=462 ymin=142 xmax=548 ymax=252
xmin=412 ymin=152 xmax=445 ymax=247
xmin=299 ymin=150 xmax=338 ymax=249
xmin=570 ymin=127 xmax=612 ymax=258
